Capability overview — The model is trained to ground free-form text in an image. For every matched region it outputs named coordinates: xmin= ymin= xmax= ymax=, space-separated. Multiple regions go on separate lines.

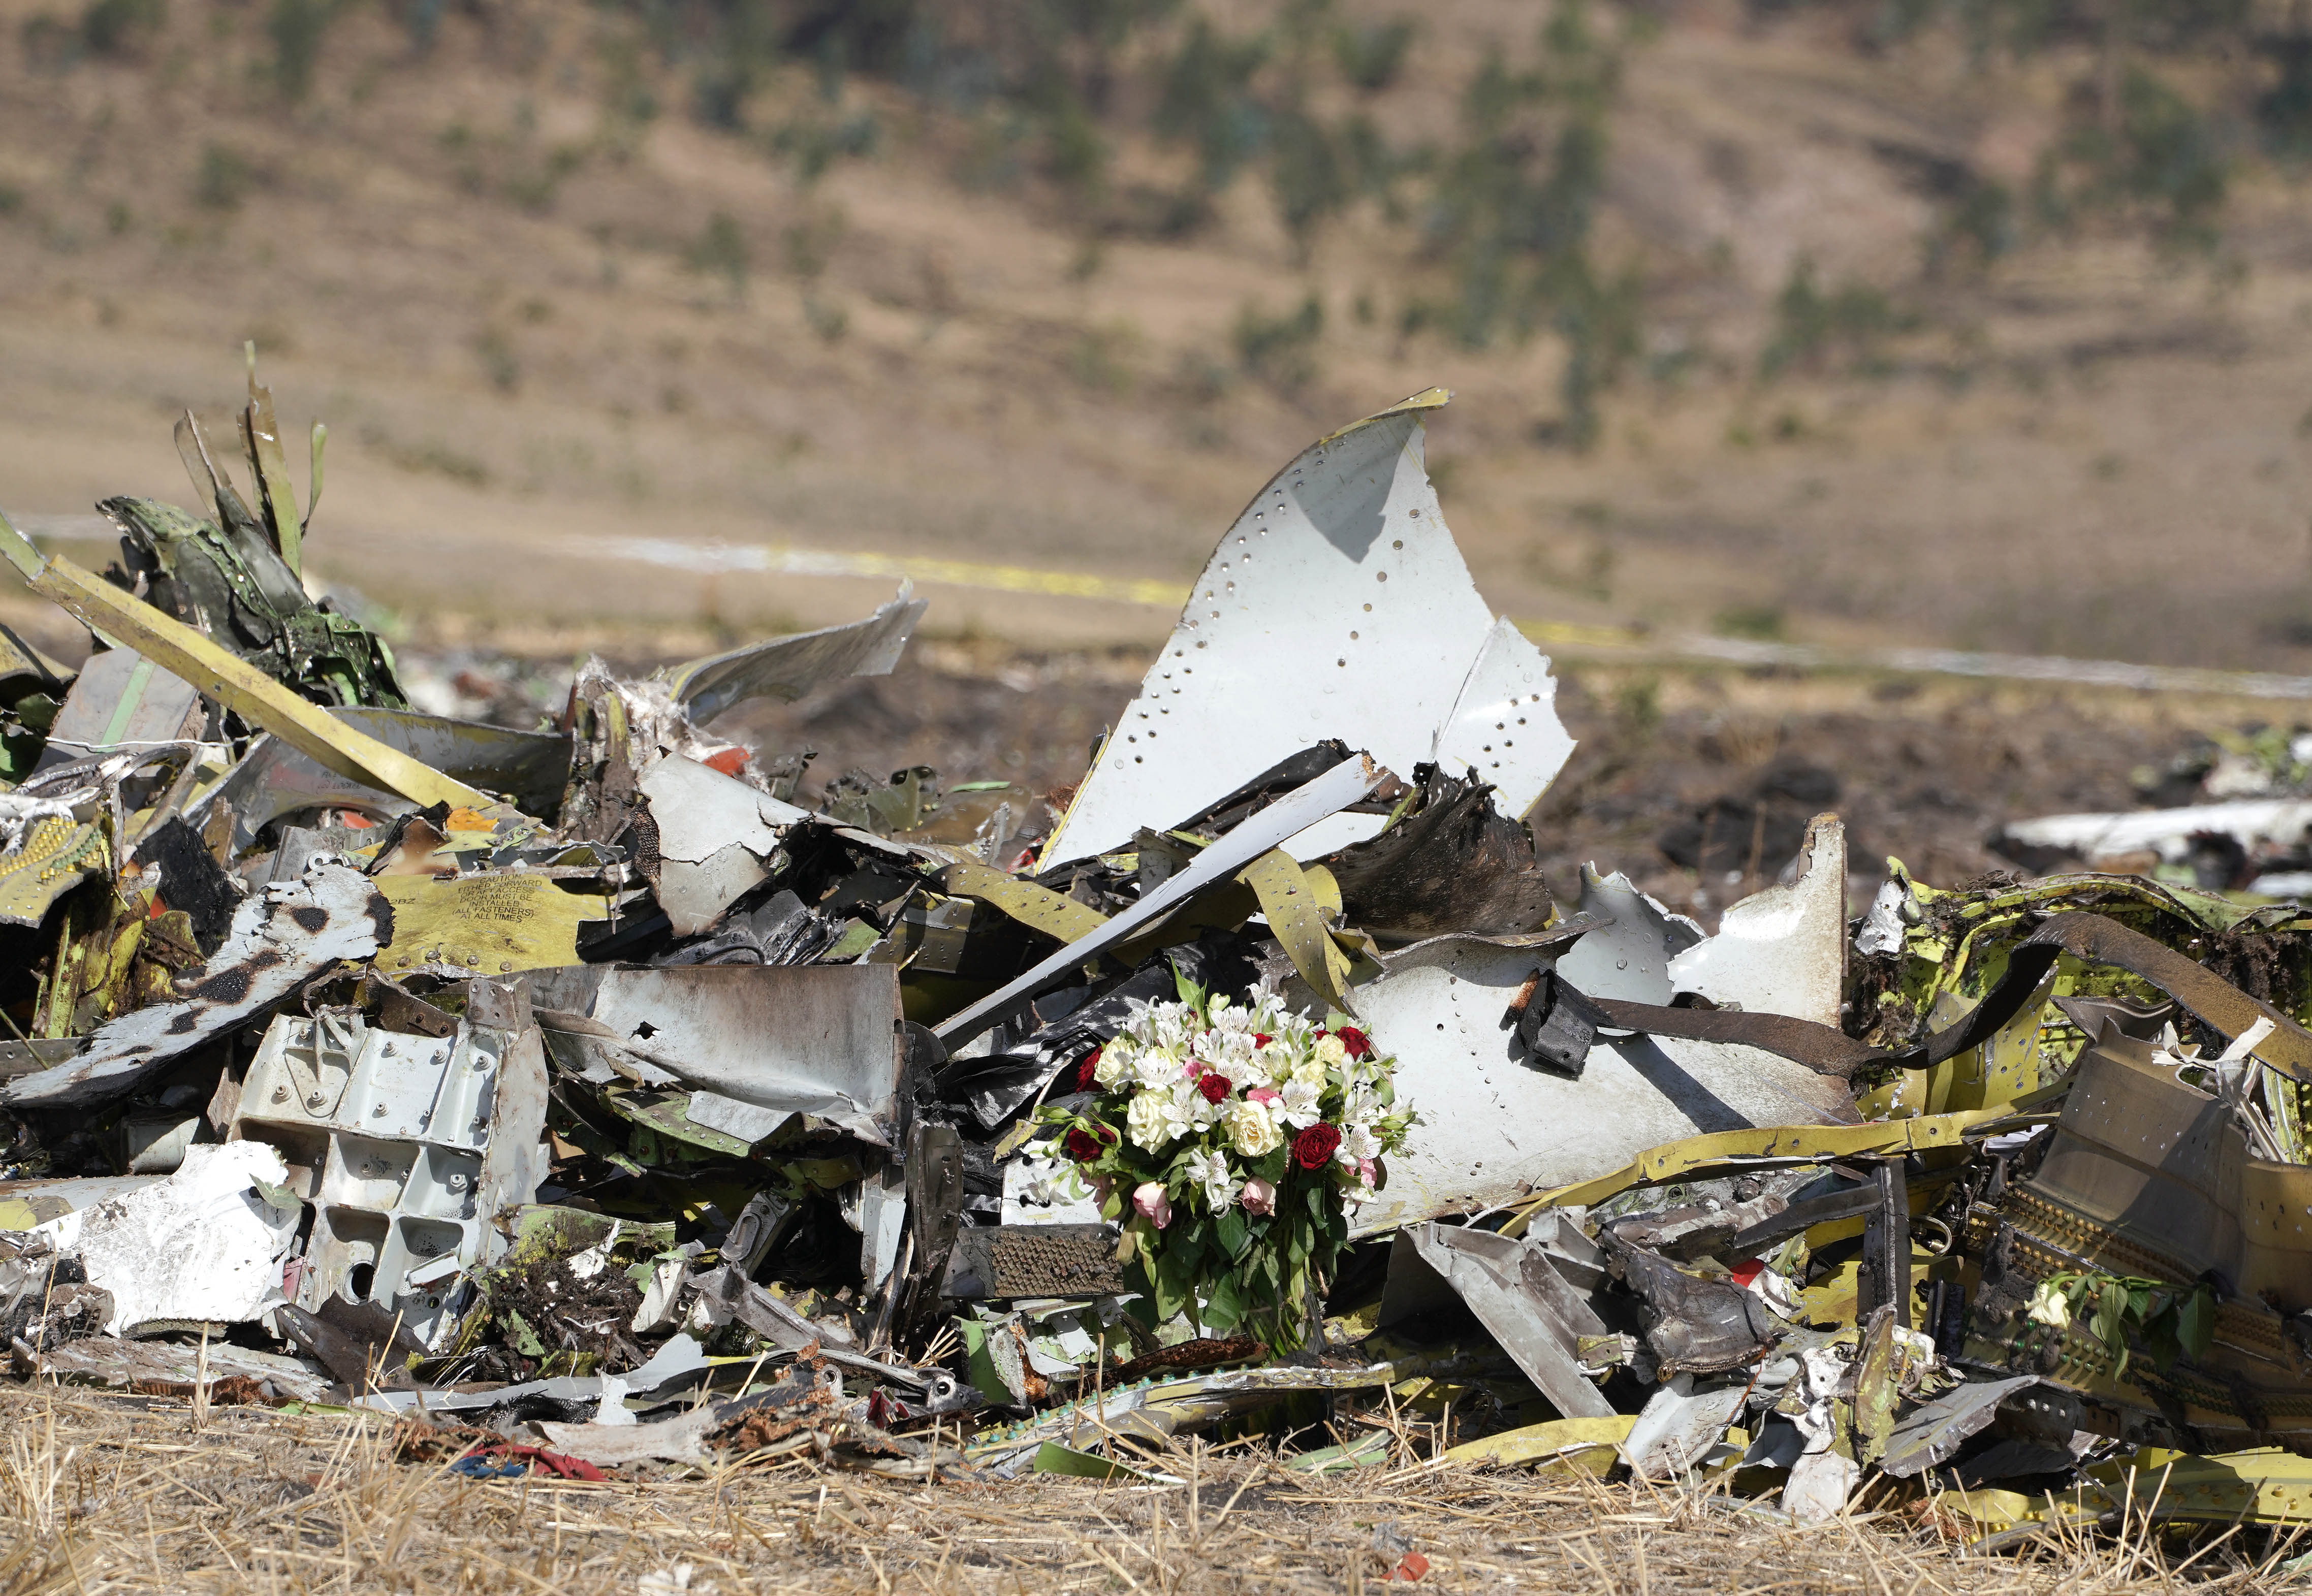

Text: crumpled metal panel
xmin=1667 ymin=815 xmax=1847 ymax=1027
xmin=1880 ymin=1376 xmax=2043 ymax=1478
xmin=2 ymin=859 xmax=392 ymax=1108
xmin=661 ymin=587 xmax=926 ymax=725
xmin=637 ymin=754 xmax=812 ymax=936
xmin=1042 ymin=393 xmax=1573 ymax=864
xmin=18 ymin=1141 xmax=303 ymax=1335
xmin=937 ymin=753 xmax=1385 ymax=1046
xmin=1546 ymin=866 xmax=1704 ymax=1005
xmin=196 ymin=709 xmax=573 ymax=849
xmin=1349 ymin=933 xmax=1860 ymax=1236
xmin=526 ymin=964 xmax=907 ymax=1146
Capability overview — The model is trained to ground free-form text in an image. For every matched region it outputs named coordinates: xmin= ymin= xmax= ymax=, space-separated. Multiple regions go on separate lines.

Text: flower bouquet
xmin=1031 ymin=974 xmax=1415 ymax=1349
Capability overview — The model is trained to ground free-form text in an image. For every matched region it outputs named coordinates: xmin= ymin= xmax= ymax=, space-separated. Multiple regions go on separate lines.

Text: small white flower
xmin=1185 ymin=1148 xmax=1235 ymax=1211
xmin=1339 ymin=1122 xmax=1381 ymax=1164
xmin=1277 ymin=1077 xmax=1324 ymax=1129
xmin=2026 ymin=1281 xmax=2072 ymax=1331
xmin=1158 ymin=1083 xmax=1201 ymax=1144
xmin=1132 ymin=1046 xmax=1183 ymax=1093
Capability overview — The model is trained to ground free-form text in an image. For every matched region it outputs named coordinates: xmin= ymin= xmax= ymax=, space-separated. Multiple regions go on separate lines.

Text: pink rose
xmin=1239 ymin=1178 xmax=1277 ymax=1217
xmin=1356 ymin=1158 xmax=1378 ymax=1189
xmin=1131 ymin=1182 xmax=1173 ymax=1230
xmin=1245 ymin=1086 xmax=1281 ymax=1106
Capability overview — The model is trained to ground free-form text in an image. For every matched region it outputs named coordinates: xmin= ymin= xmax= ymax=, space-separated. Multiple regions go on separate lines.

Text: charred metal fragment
xmin=1322 ymin=763 xmax=1553 ymax=942
xmin=1599 ymin=1229 xmax=1782 ymax=1376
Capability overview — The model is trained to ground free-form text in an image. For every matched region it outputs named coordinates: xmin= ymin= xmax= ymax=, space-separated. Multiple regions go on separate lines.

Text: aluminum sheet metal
xmin=525 ymin=964 xmax=907 ymax=1146
xmin=1042 ymin=391 xmax=1574 ymax=864
xmin=1348 ymin=932 xmax=1861 ymax=1236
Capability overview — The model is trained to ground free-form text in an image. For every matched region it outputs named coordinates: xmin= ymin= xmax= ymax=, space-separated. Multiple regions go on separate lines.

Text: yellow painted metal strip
xmin=0 ymin=510 xmax=498 ymax=814
xmin=1504 ymin=1107 xmax=2016 ymax=1226
xmin=1241 ymin=848 xmax=1351 ymax=1010
xmin=940 ymin=858 xmax=1110 ymax=945
xmin=1442 ymin=1415 xmax=1632 ymax=1471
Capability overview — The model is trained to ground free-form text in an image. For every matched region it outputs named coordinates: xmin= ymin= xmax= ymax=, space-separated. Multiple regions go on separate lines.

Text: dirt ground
xmin=1 ymin=1383 xmax=2298 ymax=1593
xmin=8 ymin=1 xmax=2312 ymax=667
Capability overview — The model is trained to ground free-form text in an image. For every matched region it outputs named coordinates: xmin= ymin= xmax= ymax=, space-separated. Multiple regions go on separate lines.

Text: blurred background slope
xmin=3 ymin=0 xmax=2312 ymax=667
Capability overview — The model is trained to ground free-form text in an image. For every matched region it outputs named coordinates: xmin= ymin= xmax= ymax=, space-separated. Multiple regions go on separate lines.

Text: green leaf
xmin=1215 ymin=1207 xmax=1250 ymax=1260
xmin=2177 ymin=1288 xmax=2215 ymax=1359
xmin=1153 ymin=1244 xmax=1192 ymax=1322
xmin=1205 ymin=1270 xmax=1246 ymax=1331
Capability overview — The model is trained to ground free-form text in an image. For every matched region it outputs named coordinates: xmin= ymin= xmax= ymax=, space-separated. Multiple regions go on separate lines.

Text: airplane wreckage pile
xmin=3 ymin=375 xmax=2312 ymax=1549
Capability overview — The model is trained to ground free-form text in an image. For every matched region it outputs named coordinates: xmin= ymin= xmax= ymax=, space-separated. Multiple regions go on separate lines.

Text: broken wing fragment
xmin=1041 ymin=391 xmax=1573 ymax=864
xmin=3 ymin=860 xmax=391 ymax=1108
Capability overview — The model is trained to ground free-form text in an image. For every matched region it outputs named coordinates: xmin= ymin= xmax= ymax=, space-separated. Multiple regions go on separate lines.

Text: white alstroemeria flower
xmin=1342 ymin=1089 xmax=1384 ymax=1130
xmin=1185 ymin=1148 xmax=1235 ymax=1211
xmin=1132 ymin=1046 xmax=1184 ymax=1093
xmin=1158 ymin=1083 xmax=1202 ymax=1144
xmin=1210 ymin=1032 xmax=1274 ymax=1092
xmin=1277 ymin=1076 xmax=1324 ymax=1129
xmin=1339 ymin=1122 xmax=1382 ymax=1164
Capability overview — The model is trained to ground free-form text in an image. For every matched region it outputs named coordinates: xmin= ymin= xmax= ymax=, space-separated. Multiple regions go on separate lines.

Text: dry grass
xmin=0 ymin=1385 xmax=2298 ymax=1593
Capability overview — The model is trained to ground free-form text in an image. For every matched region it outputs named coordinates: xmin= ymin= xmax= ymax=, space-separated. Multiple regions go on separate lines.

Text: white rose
xmin=1226 ymin=1098 xmax=1283 ymax=1158
xmin=1094 ymin=1040 xmax=1134 ymax=1088
xmin=1126 ymin=1090 xmax=1175 ymax=1152
xmin=1313 ymin=1035 xmax=1348 ymax=1068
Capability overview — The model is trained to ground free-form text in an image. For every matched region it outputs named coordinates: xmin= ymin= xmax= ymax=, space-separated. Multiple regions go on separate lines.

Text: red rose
xmin=1064 ymin=1127 xmax=1105 ymax=1163
xmin=1196 ymin=1073 xmax=1230 ymax=1105
xmin=1334 ymin=1026 xmax=1374 ymax=1061
xmin=1293 ymin=1123 xmax=1342 ymax=1169
xmin=1253 ymin=1033 xmax=1273 ymax=1048
xmin=1073 ymin=1048 xmax=1103 ymax=1093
